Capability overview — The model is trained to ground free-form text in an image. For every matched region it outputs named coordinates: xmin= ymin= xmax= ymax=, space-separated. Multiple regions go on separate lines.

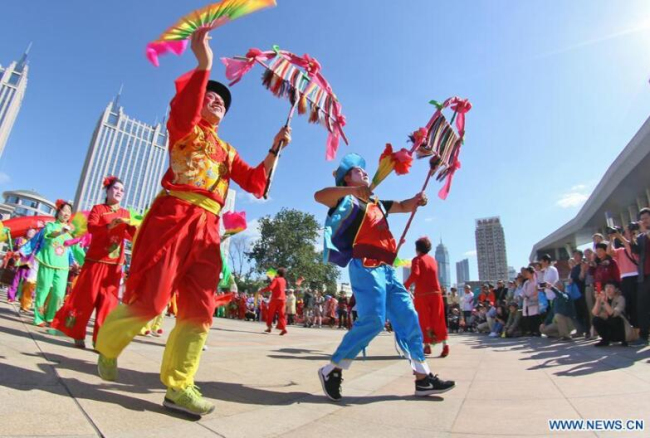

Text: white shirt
xmin=542 ymin=266 xmax=559 ymax=300
xmin=461 ymin=293 xmax=474 ymax=311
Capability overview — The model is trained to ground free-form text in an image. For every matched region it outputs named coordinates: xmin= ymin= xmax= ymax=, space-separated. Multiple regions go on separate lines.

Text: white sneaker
xmin=489 ymin=332 xmax=497 ymax=337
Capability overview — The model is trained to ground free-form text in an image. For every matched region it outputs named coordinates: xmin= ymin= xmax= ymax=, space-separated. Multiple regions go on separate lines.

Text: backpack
xmin=566 ymin=282 xmax=581 ymax=301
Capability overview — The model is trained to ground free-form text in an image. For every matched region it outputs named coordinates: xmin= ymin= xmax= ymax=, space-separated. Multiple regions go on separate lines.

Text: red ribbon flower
xmin=301 ymin=54 xmax=321 ymax=76
xmin=103 ymin=175 xmax=118 ymax=188
xmin=246 ymin=48 xmax=264 ymax=59
xmin=393 ymin=148 xmax=414 ymax=175
xmin=55 ymin=199 xmax=67 ymax=210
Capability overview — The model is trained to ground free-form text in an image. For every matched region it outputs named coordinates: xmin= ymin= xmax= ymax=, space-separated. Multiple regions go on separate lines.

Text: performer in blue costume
xmin=315 ymin=153 xmax=455 ymax=401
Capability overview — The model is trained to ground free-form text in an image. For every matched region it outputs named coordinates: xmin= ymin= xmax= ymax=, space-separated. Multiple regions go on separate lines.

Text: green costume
xmin=33 ymin=221 xmax=73 ymax=325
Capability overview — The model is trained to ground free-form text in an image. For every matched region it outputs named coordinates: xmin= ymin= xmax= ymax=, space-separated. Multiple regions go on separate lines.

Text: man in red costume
xmin=404 ymin=237 xmax=449 ymax=357
xmin=260 ymin=267 xmax=288 ymax=335
xmin=51 ymin=177 xmax=135 ymax=349
xmin=95 ymin=29 xmax=292 ymax=417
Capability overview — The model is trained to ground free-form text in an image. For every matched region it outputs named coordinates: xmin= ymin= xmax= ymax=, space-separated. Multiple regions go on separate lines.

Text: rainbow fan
xmin=146 ymin=0 xmax=277 ymax=67
xmin=266 ymin=268 xmax=277 ymax=279
xmin=393 ymin=257 xmax=412 ymax=269
xmin=70 ymin=212 xmax=89 ymax=238
xmin=128 ymin=208 xmax=147 ymax=227
xmin=370 ymin=143 xmax=413 ymax=191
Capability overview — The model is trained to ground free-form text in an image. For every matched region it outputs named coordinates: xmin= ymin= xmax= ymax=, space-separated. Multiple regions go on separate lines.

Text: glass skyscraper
xmin=456 ymin=258 xmax=470 ymax=286
xmin=435 ymin=239 xmax=451 ymax=290
xmin=74 ymin=92 xmax=168 ymax=213
xmin=0 ymin=46 xmax=30 ymax=159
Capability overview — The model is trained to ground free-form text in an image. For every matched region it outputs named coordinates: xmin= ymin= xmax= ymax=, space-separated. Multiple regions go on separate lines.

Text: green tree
xmin=247 ymin=208 xmax=340 ymax=292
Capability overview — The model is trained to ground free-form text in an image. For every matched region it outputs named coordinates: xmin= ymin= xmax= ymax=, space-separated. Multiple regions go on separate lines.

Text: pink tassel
xmin=326 ymin=132 xmax=340 ymax=161
xmin=221 ymin=57 xmax=255 ymax=86
xmin=145 ymin=40 xmax=189 ymax=67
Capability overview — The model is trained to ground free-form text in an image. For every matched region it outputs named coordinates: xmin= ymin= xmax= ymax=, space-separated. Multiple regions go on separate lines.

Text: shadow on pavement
xmin=459 ymin=333 xmax=650 ymax=377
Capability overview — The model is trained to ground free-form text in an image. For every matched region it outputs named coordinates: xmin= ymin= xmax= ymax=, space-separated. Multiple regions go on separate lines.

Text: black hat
xmin=206 ymin=80 xmax=232 ymax=113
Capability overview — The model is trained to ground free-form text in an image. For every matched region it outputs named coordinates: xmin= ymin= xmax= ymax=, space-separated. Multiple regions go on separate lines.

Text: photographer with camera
xmin=591 ymin=281 xmax=635 ymax=347
xmin=628 ymin=208 xmax=650 ymax=347
xmin=606 ymin=226 xmax=639 ymax=331
xmin=591 ymin=243 xmax=621 ymax=287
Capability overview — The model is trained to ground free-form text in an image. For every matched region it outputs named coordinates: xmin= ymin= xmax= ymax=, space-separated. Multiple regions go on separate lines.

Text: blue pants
xmin=331 ymin=259 xmax=430 ymax=374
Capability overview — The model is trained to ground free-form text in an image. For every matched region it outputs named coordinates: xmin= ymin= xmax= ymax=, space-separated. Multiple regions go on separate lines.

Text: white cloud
xmin=424 ymin=216 xmax=436 ymax=222
xmin=464 ymin=250 xmax=477 ymax=257
xmin=555 ymin=182 xmax=594 ymax=209
xmin=238 ymin=192 xmax=271 ymax=204
xmin=0 ymin=172 xmax=10 ymax=184
xmin=237 ymin=218 xmax=261 ymax=243
xmin=557 ymin=192 xmax=589 ymax=208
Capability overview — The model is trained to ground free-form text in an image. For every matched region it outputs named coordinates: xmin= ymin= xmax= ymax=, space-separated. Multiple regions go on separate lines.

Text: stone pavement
xmin=1 ymin=299 xmax=650 ymax=438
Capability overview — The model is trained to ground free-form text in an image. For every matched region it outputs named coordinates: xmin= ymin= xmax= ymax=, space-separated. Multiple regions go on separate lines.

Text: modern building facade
xmin=531 ymin=114 xmax=650 ymax=278
xmin=2 ymin=189 xmax=56 ymax=218
xmin=475 ymin=216 xmax=508 ymax=283
xmin=435 ymin=239 xmax=451 ymax=289
xmin=456 ymin=258 xmax=470 ymax=286
xmin=74 ymin=92 xmax=168 ymax=213
xmin=0 ymin=46 xmax=30 ymax=159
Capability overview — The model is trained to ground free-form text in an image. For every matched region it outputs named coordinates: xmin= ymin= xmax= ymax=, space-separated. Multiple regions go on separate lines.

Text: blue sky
xmin=2 ymin=0 xmax=650 ymax=283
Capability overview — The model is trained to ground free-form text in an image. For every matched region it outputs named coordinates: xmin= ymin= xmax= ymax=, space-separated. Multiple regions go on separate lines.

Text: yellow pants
xmin=97 ymin=304 xmax=209 ymax=390
xmin=20 ymin=281 xmax=35 ymax=312
xmin=141 ymin=313 xmax=164 ymax=334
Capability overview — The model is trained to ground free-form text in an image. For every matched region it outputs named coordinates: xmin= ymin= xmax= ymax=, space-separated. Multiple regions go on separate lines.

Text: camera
xmin=605 ymin=225 xmax=622 ymax=235
xmin=538 ymin=282 xmax=547 ymax=288
xmin=628 ymin=222 xmax=641 ymax=233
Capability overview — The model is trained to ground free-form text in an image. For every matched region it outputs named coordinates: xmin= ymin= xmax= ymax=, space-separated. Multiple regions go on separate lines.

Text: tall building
xmin=475 ymin=216 xmax=508 ymax=283
xmin=0 ymin=46 xmax=30 ymax=159
xmin=456 ymin=258 xmax=470 ymax=286
xmin=435 ymin=239 xmax=451 ymax=290
xmin=508 ymin=266 xmax=517 ymax=281
xmin=74 ymin=91 xmax=168 ymax=213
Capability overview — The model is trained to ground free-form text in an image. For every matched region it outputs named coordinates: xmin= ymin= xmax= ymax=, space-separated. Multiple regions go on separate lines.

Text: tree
xmin=228 ymin=235 xmax=250 ymax=278
xmin=247 ymin=208 xmax=340 ymax=292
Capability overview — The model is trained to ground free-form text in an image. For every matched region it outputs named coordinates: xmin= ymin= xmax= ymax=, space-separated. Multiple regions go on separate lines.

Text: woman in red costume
xmin=94 ymin=29 xmax=292 ymax=417
xmin=404 ymin=237 xmax=450 ymax=358
xmin=51 ymin=176 xmax=135 ymax=349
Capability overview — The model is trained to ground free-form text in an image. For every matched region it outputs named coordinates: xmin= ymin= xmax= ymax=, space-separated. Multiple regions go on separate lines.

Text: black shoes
xmin=415 ymin=373 xmax=456 ymax=396
xmin=318 ymin=366 xmax=343 ymax=401
xmin=594 ymin=340 xmax=610 ymax=347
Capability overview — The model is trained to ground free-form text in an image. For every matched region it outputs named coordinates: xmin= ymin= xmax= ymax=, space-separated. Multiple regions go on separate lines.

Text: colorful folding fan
xmin=146 ymin=0 xmax=276 ymax=67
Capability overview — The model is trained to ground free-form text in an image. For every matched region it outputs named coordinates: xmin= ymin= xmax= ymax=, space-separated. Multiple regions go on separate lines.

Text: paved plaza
xmin=1 ymin=299 xmax=650 ymax=438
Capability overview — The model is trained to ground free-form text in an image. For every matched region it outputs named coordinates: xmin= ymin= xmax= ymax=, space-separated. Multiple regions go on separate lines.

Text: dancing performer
xmin=7 ymin=233 xmax=34 ymax=302
xmin=33 ymin=200 xmax=75 ymax=327
xmin=316 ymin=153 xmax=455 ymax=401
xmin=260 ymin=267 xmax=287 ymax=335
xmin=404 ymin=237 xmax=449 ymax=358
xmin=94 ymin=29 xmax=291 ymax=416
xmin=51 ymin=177 xmax=136 ymax=348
